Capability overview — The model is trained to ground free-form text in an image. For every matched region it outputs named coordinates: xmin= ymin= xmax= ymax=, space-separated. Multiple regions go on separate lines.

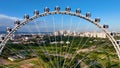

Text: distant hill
xmin=0 ymin=31 xmax=52 ymax=34
xmin=0 ymin=31 xmax=7 ymax=34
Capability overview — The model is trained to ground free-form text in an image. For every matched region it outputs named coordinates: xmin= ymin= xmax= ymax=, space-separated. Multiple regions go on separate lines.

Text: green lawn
xmin=0 ymin=36 xmax=120 ymax=68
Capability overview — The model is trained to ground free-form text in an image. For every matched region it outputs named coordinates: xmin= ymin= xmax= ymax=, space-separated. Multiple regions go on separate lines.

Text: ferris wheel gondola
xmin=86 ymin=12 xmax=91 ymax=17
xmin=24 ymin=14 xmax=29 ymax=20
xmin=6 ymin=27 xmax=12 ymax=33
xmin=76 ymin=8 xmax=81 ymax=14
xmin=55 ymin=6 xmax=60 ymax=12
xmin=103 ymin=25 xmax=109 ymax=29
xmin=65 ymin=6 xmax=71 ymax=12
xmin=34 ymin=10 xmax=39 ymax=16
xmin=95 ymin=17 xmax=100 ymax=23
xmin=14 ymin=20 xmax=20 ymax=26
xmin=44 ymin=7 xmax=50 ymax=13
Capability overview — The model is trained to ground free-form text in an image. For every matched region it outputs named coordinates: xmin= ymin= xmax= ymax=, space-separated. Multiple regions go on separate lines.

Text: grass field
xmin=0 ymin=36 xmax=120 ymax=68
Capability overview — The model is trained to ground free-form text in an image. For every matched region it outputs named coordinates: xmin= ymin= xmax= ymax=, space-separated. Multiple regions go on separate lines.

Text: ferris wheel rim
xmin=0 ymin=9 xmax=120 ymax=60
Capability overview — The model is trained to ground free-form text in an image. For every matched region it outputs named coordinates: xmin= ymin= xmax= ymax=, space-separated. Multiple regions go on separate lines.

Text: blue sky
xmin=0 ymin=0 xmax=120 ymax=32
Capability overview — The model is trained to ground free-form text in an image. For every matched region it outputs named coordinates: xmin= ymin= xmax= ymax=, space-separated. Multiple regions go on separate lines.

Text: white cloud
xmin=0 ymin=14 xmax=52 ymax=32
xmin=0 ymin=14 xmax=22 ymax=26
xmin=0 ymin=14 xmax=22 ymax=31
xmin=0 ymin=14 xmax=21 ymax=21
xmin=0 ymin=14 xmax=45 ymax=32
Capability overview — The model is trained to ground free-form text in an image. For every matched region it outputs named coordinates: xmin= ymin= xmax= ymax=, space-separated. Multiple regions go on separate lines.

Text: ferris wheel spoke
xmin=33 ymin=19 xmax=56 ymax=68
xmin=66 ymin=19 xmax=84 ymax=66
xmin=22 ymin=25 xmax=47 ymax=66
xmin=61 ymin=16 xmax=73 ymax=68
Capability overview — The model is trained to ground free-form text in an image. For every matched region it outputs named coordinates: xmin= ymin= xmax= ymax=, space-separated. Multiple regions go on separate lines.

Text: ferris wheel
xmin=0 ymin=6 xmax=120 ymax=68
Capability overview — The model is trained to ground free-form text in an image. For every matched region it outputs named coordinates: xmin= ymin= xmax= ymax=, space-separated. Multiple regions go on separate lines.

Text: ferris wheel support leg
xmin=0 ymin=49 xmax=2 ymax=55
xmin=0 ymin=45 xmax=5 ymax=55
